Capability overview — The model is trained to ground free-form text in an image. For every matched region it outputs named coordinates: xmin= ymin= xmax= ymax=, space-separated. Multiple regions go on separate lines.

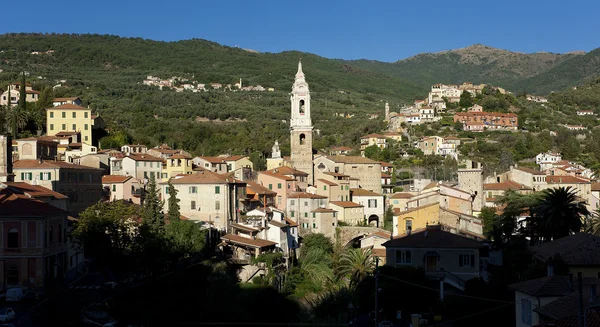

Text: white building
xmin=536 ymin=151 xmax=562 ymax=170
xmin=350 ymin=188 xmax=385 ymax=227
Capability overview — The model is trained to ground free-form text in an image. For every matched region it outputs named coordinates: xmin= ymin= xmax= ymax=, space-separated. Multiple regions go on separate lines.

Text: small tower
xmin=457 ymin=160 xmax=484 ymax=214
xmin=289 ymin=60 xmax=314 ymax=185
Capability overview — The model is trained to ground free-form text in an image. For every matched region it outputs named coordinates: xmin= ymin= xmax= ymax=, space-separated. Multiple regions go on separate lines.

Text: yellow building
xmin=163 ymin=154 xmax=193 ymax=180
xmin=46 ymin=104 xmax=95 ymax=144
xmin=392 ymin=203 xmax=440 ymax=236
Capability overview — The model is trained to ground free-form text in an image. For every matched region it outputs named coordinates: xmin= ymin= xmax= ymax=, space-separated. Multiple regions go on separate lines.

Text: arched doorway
xmin=368 ymin=215 xmax=379 ymax=227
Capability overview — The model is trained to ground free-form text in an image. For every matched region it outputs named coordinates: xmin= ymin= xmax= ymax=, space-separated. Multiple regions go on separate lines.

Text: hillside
xmin=0 ymin=33 xmax=424 ymax=156
xmin=347 ymin=44 xmax=599 ymax=95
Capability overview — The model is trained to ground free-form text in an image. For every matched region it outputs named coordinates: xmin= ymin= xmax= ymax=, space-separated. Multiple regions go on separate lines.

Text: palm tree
xmin=299 ymin=248 xmax=334 ymax=288
xmin=3 ymin=106 xmax=29 ymax=137
xmin=585 ymin=210 xmax=600 ymax=236
xmin=533 ymin=186 xmax=590 ymax=242
xmin=335 ymin=247 xmax=375 ymax=288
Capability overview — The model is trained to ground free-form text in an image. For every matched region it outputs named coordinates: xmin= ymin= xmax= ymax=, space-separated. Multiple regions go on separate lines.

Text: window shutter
xmin=470 ymin=255 xmax=475 ymax=267
xmin=40 ymin=172 xmax=43 ymax=180
xmin=21 ymin=172 xmax=24 ymax=180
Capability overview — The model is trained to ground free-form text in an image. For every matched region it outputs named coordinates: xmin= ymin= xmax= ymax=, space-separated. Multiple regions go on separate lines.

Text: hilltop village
xmin=1 ymin=61 xmax=600 ymax=326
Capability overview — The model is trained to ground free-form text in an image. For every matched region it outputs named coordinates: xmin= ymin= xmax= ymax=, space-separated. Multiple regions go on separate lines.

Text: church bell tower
xmin=290 ymin=60 xmax=314 ymax=185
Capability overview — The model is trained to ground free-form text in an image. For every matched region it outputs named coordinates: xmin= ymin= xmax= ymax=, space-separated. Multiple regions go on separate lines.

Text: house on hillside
xmin=384 ymin=225 xmax=484 ymax=291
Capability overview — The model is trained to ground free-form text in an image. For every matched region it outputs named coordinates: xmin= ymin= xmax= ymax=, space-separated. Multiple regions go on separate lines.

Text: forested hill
xmin=0 ymin=33 xmax=423 ymax=157
xmin=347 ymin=44 xmax=600 ymax=95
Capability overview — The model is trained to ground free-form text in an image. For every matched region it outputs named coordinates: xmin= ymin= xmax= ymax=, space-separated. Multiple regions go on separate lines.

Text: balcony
xmin=132 ymin=188 xmax=143 ymax=197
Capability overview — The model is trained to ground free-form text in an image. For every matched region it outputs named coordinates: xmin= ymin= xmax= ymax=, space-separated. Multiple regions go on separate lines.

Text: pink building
xmin=102 ymin=175 xmax=143 ymax=205
xmin=257 ymin=170 xmax=299 ymax=210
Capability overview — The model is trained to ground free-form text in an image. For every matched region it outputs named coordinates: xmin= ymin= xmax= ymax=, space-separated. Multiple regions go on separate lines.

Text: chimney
xmin=547 ymin=264 xmax=554 ymax=277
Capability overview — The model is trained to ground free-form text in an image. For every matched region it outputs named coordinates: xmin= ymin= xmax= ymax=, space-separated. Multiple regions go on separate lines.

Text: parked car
xmin=4 ymin=289 xmax=22 ymax=302
xmin=0 ymin=308 xmax=15 ymax=323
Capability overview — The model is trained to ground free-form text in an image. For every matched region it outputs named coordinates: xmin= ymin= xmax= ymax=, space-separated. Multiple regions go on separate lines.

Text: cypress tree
xmin=142 ymin=174 xmax=165 ymax=235
xmin=167 ymin=182 xmax=180 ymax=222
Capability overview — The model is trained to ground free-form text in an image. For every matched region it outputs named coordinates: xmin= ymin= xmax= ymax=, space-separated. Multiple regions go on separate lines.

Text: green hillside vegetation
xmin=348 ymin=44 xmax=600 ymax=95
xmin=0 ymin=33 xmax=419 ymax=156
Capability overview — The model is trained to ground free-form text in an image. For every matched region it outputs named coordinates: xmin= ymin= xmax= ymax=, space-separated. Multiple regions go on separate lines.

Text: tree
xmin=384 ymin=206 xmax=394 ymax=232
xmin=480 ymin=207 xmax=498 ymax=236
xmin=335 ymin=247 xmax=374 ymax=288
xmin=141 ymin=175 xmax=165 ymax=235
xmin=301 ymin=233 xmax=334 ymax=256
xmin=363 ymin=144 xmax=381 ymax=160
xmin=459 ymin=91 xmax=473 ymax=108
xmin=532 ymin=187 xmax=590 ymax=242
xmin=249 ymin=151 xmax=266 ymax=171
xmin=585 ymin=210 xmax=600 ymax=236
xmin=167 ymin=182 xmax=180 ymax=221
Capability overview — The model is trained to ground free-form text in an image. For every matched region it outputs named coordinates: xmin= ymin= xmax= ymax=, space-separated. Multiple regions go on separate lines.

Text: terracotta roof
xmin=546 ymin=175 xmax=590 ymax=184
xmin=365 ymin=230 xmax=392 ymax=239
xmin=245 ymin=181 xmax=277 ymax=196
xmin=483 ymin=180 xmax=530 ymax=191
xmin=394 ymin=203 xmax=439 ymax=216
xmin=55 ymin=131 xmax=79 ymax=136
xmin=195 ymin=156 xmax=228 ymax=164
xmin=534 ymin=282 xmax=600 ymax=322
xmin=350 ymin=188 xmax=382 ymax=196
xmin=514 ymin=166 xmax=546 ymax=175
xmin=268 ymin=220 xmax=287 ymax=228
xmin=592 ymin=183 xmax=600 ymax=191
xmin=317 ymin=179 xmax=338 ymax=186
xmin=13 ymin=159 xmax=102 ymax=170
xmin=169 ymin=154 xmax=192 ymax=159
xmin=25 ymin=90 xmax=40 ymax=94
xmin=222 ymin=155 xmax=245 ymax=161
xmin=258 ymin=170 xmax=295 ymax=181
xmin=329 ymin=201 xmax=363 ymax=208
xmin=0 ymin=187 xmax=68 ymax=217
xmin=221 ymin=234 xmax=276 ymax=248
xmin=285 ymin=217 xmax=298 ymax=227
xmin=102 ymin=175 xmax=132 ymax=184
xmin=509 ymin=276 xmax=571 ymax=297
xmin=390 ymin=193 xmax=414 ymax=199
xmin=531 ymin=233 xmax=600 ymax=267
xmin=268 ymin=166 xmax=308 ymax=176
xmin=4 ymin=182 xmax=67 ymax=199
xmin=423 ymin=182 xmax=438 ymax=190
xmin=454 ymin=112 xmax=518 ymax=118
xmin=311 ymin=208 xmax=337 ymax=213
xmin=383 ymin=226 xmax=483 ymax=249
xmin=379 ymin=161 xmax=394 ymax=167
xmin=167 ymin=171 xmax=244 ymax=185
xmin=288 ymin=192 xmax=327 ymax=199
xmin=230 ymin=223 xmax=260 ymax=233
xmin=16 ymin=137 xmax=58 ymax=145
xmin=327 ymin=155 xmax=380 ymax=164
xmin=126 ymin=153 xmax=163 ymax=162
xmin=47 ymin=103 xmax=90 ymax=110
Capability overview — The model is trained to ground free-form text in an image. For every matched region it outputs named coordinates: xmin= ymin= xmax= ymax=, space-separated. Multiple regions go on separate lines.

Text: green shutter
xmin=21 ymin=172 xmax=24 ymax=180
xmin=40 ymin=172 xmax=43 ymax=180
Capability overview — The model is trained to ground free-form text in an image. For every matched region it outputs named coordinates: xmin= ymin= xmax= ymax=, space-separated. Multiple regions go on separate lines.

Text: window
xmin=215 ymin=201 xmax=220 ymax=210
xmin=72 ymin=124 xmax=76 ymax=130
xmin=395 ymin=250 xmax=403 ymax=264
xmin=84 ymin=124 xmax=88 ymax=130
xmin=144 ymin=162 xmax=147 ymax=167
xmin=20 ymin=172 xmax=33 ymax=180
xmin=287 ymin=183 xmax=291 ymax=189
xmin=84 ymin=112 xmax=88 ymax=118
xmin=521 ymin=299 xmax=532 ymax=325
xmin=405 ymin=250 xmax=411 ymax=264
xmin=72 ymin=112 xmax=76 ymax=118
xmin=406 ymin=220 xmax=412 ymax=231
xmin=7 ymin=228 xmax=19 ymax=248
xmin=324 ymin=185 xmax=327 ymax=190
xmin=304 ymin=212 xmax=308 ymax=218
xmin=268 ymin=184 xmax=272 ymax=190
xmin=459 ymin=254 xmax=475 ymax=267
xmin=6 ymin=266 xmax=18 ymax=285
xmin=191 ymin=201 xmax=196 ymax=210
xmin=62 ymin=112 xmax=66 ymax=118
xmin=291 ymin=211 xmax=295 ymax=217
xmin=215 ymin=186 xmax=220 ymax=194
xmin=112 ymin=184 xmax=116 ymax=192
xmin=50 ymin=124 xmax=54 ymax=130
xmin=290 ymin=200 xmax=295 ymax=206
xmin=62 ymin=124 xmax=66 ymax=130
xmin=304 ymin=201 xmax=308 ymax=207
xmin=299 ymin=133 xmax=306 ymax=145
xmin=312 ymin=223 xmax=316 ymax=228
xmin=136 ymin=161 xmax=139 ymax=167
xmin=50 ymin=112 xmax=54 ymax=118
xmin=312 ymin=212 xmax=316 ymax=218
xmin=368 ymin=199 xmax=378 ymax=208
xmin=165 ymin=187 xmax=169 ymax=194
xmin=277 ymin=196 xmax=282 ymax=204
xmin=277 ymin=183 xmax=282 ymax=189
xmin=39 ymin=172 xmax=51 ymax=180
xmin=394 ymin=200 xmax=399 ymax=204
xmin=189 ymin=186 xmax=197 ymax=194
xmin=299 ymin=100 xmax=305 ymax=114
xmin=144 ymin=171 xmax=148 ymax=179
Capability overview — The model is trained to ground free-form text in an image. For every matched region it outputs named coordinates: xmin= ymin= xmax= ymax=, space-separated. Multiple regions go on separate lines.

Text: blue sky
xmin=3 ymin=0 xmax=599 ymax=62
